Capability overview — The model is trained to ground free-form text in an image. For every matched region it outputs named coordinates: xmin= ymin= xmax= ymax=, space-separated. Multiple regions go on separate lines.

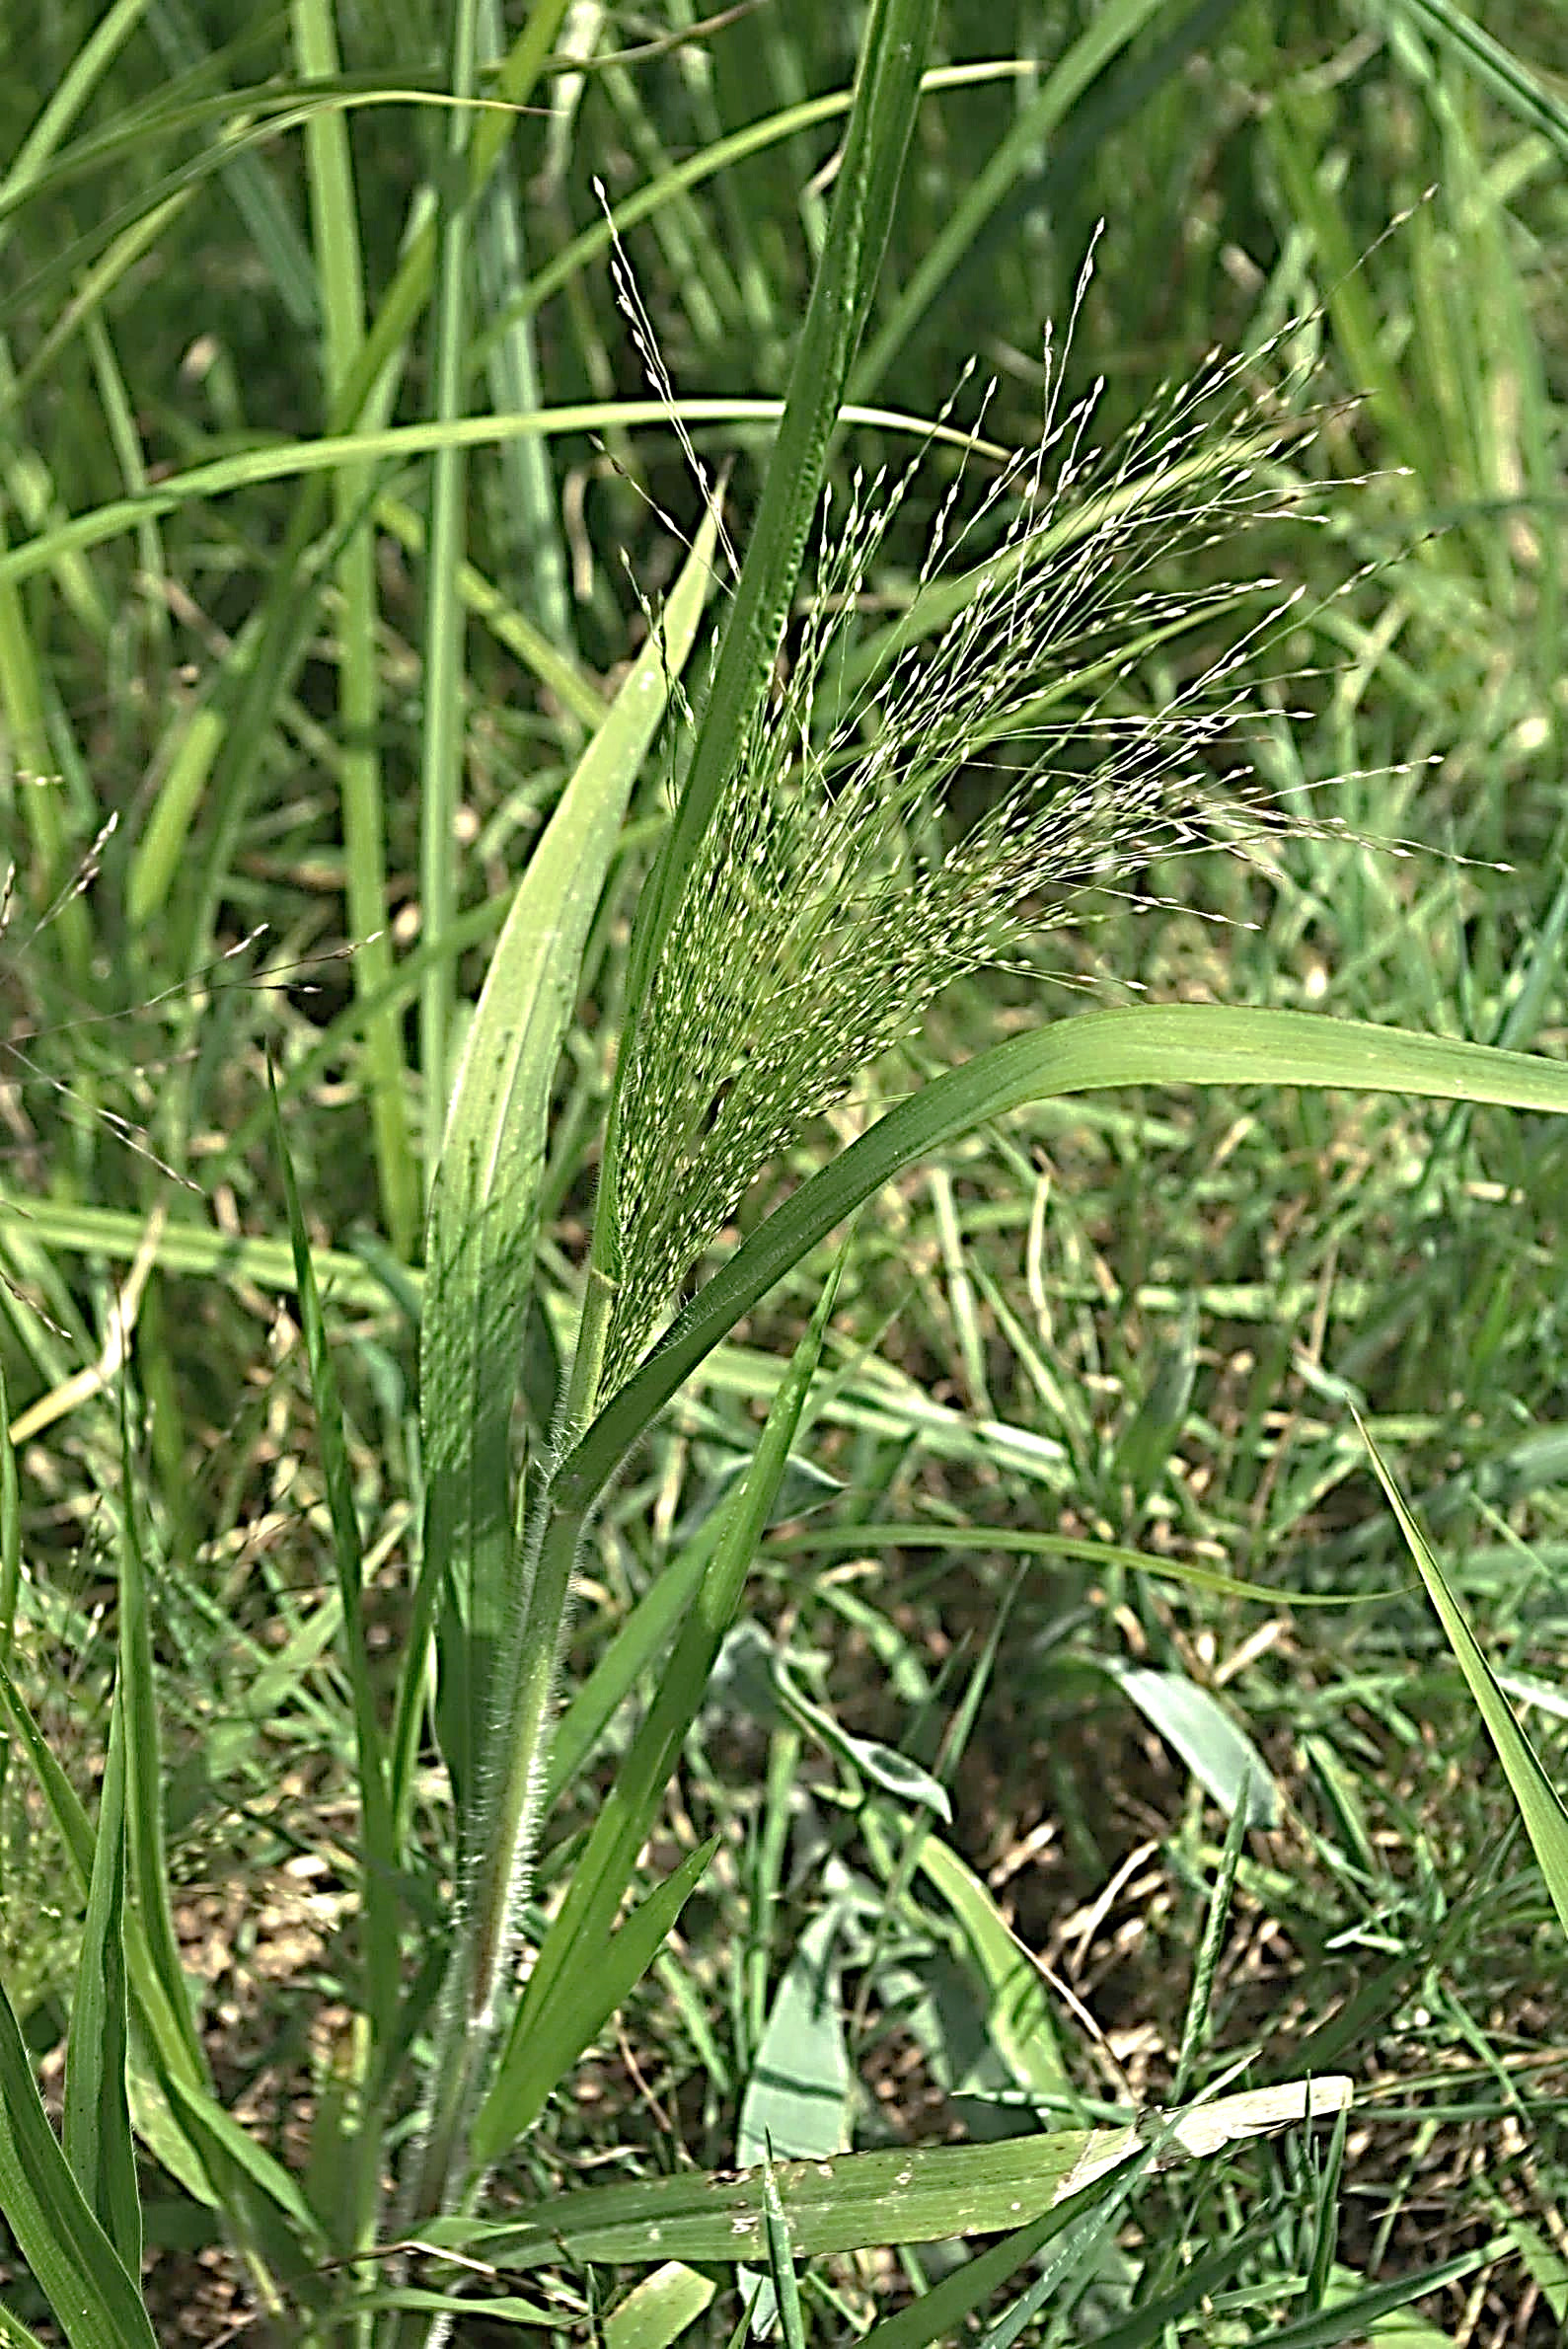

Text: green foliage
xmin=0 ymin=1 xmax=1565 ymax=2343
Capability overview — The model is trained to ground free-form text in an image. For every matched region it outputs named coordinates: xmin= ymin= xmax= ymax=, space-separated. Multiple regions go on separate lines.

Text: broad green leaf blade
xmin=908 ymin=1835 xmax=1067 ymax=2109
xmin=1105 ymin=1664 xmax=1278 ymax=1829
xmin=431 ymin=2079 xmax=1350 ymax=2274
xmin=738 ymin=1908 xmax=853 ymax=2169
xmin=561 ymin=1006 xmax=1568 ymax=1511
xmin=603 ymin=2262 xmax=715 ymax=2349
xmin=0 ymin=1969 xmax=156 ymax=2349
xmin=1361 ymin=1417 xmax=1568 ymax=1938
xmin=412 ymin=508 xmax=718 ymax=1823
xmin=470 ymin=1840 xmax=716 ymax=2164
xmin=63 ymin=1691 xmax=139 ymax=2275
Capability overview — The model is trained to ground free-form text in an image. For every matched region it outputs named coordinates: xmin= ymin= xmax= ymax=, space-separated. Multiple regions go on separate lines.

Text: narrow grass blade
xmin=470 ymin=1839 xmax=716 ymax=2163
xmin=63 ymin=1691 xmax=139 ymax=2276
xmin=144 ymin=0 xmax=318 ymax=323
xmin=0 ymin=1652 xmax=220 ymax=2210
xmin=849 ymin=0 xmax=1169 ymax=403
xmin=293 ymin=0 xmax=416 ymax=1256
xmin=1394 ymin=0 xmax=1568 ymax=161
xmin=474 ymin=0 xmax=573 ymax=650
xmin=270 ymin=1071 xmax=400 ymax=2060
xmin=0 ymin=1968 xmax=156 ymax=2348
xmin=416 ymin=0 xmax=482 ymax=1131
xmin=113 ymin=1394 xmax=204 ymax=2086
xmin=1269 ymin=2243 xmax=1501 ymax=2344
xmin=1360 ymin=1415 xmax=1568 ymax=1939
xmin=0 ymin=1364 xmax=19 ymax=1838
xmin=562 ymin=1005 xmax=1568 ymax=1510
xmin=758 ymin=2146 xmax=807 ymax=2349
xmin=472 ymin=1270 xmax=843 ymax=2161
xmin=1170 ymin=1788 xmax=1249 ymax=2106
xmin=113 ymin=1402 xmax=326 ymax=2287
xmin=411 ymin=509 xmax=717 ymax=1826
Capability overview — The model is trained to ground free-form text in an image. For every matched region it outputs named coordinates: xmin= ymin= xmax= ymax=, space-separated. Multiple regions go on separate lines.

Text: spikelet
xmin=600 ymin=245 xmax=1410 ymax=1391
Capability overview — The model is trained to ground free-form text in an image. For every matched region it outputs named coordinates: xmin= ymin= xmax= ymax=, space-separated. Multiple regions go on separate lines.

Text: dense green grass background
xmin=2 ymin=0 xmax=1567 ymax=2340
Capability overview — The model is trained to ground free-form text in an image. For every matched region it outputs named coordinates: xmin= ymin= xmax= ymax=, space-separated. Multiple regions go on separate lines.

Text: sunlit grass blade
xmin=62 ymin=1692 xmax=138 ymax=2277
xmin=410 ymin=509 xmax=716 ymax=1829
xmin=431 ymin=2082 xmax=1344 ymax=2275
xmin=561 ymin=1005 xmax=1568 ymax=1511
xmin=470 ymin=1840 xmax=717 ymax=2164
xmin=906 ymin=1831 xmax=1067 ymax=2108
xmin=1359 ymin=1413 xmax=1568 ymax=1939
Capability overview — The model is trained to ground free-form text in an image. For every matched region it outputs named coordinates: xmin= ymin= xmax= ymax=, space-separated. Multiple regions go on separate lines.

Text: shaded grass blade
xmin=62 ymin=1691 xmax=139 ymax=2277
xmin=1360 ymin=1414 xmax=1568 ymax=1939
xmin=270 ymin=1071 xmax=400 ymax=2065
xmin=0 ymin=1971 xmax=156 ymax=2349
xmin=849 ymin=0 xmax=1171 ymax=404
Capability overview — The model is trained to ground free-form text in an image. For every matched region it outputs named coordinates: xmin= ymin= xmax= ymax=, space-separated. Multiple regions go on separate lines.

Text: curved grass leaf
xmin=469 ymin=1839 xmax=717 ymax=2165
xmin=1361 ymin=1416 xmax=1568 ymax=1940
xmin=908 ymin=1834 xmax=1067 ymax=2109
xmin=561 ymin=1005 xmax=1568 ymax=1510
xmin=412 ymin=508 xmax=718 ymax=1826
xmin=1104 ymin=1662 xmax=1279 ymax=1829
xmin=0 ymin=1970 xmax=156 ymax=2349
